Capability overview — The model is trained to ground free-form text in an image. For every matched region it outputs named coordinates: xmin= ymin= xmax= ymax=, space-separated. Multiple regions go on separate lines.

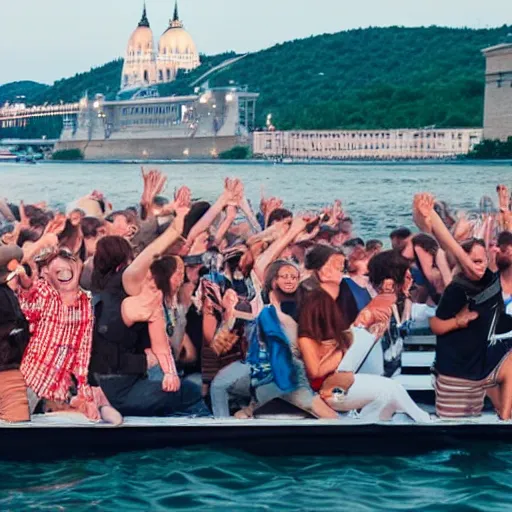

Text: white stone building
xmin=253 ymin=128 xmax=483 ymax=160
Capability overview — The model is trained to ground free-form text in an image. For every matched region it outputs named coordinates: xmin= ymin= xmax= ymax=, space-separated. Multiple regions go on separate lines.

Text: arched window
xmin=166 ymin=69 xmax=171 ymax=81
xmin=144 ymin=70 xmax=149 ymax=82
xmin=163 ymin=47 xmax=167 ymax=55
xmin=158 ymin=70 xmax=163 ymax=81
xmin=124 ymin=74 xmax=129 ymax=85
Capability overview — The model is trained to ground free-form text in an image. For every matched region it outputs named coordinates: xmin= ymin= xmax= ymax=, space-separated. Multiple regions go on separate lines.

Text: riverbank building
xmin=482 ymin=42 xmax=512 ymax=141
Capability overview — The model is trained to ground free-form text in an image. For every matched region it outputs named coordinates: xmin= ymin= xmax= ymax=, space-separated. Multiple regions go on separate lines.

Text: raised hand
xmin=327 ymin=199 xmax=344 ymax=226
xmin=44 ymin=213 xmax=67 ymax=236
xmin=141 ymin=167 xmax=167 ymax=207
xmin=174 ymin=185 xmax=191 ymax=209
xmin=497 ymin=184 xmax=510 ymax=212
xmin=223 ymin=178 xmax=243 ymax=207
xmin=413 ymin=193 xmax=435 ymax=233
xmin=452 ymin=214 xmax=474 ymax=242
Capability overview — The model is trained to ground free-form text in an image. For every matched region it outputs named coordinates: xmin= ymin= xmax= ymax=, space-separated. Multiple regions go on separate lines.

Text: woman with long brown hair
xmin=297 ymin=245 xmax=430 ymax=422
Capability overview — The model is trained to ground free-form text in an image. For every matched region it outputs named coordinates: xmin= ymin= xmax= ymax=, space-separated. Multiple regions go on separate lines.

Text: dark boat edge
xmin=2 ymin=421 xmax=511 ymax=461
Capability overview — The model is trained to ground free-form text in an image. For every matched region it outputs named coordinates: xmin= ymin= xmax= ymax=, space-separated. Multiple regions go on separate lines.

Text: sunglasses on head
xmin=34 ymin=246 xmax=76 ymax=266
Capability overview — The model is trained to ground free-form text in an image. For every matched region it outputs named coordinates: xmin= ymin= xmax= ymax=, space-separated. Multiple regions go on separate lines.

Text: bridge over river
xmin=0 ymin=102 xmax=79 ymax=140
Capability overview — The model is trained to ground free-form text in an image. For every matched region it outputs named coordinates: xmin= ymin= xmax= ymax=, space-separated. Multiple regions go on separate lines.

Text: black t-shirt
xmin=434 ymin=270 xmax=512 ymax=380
xmin=297 ymin=276 xmax=358 ymax=331
xmin=0 ymin=284 xmax=30 ymax=371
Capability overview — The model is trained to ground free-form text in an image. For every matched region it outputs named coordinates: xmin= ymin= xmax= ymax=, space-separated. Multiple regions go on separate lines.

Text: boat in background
xmin=0 ymin=149 xmax=17 ymax=161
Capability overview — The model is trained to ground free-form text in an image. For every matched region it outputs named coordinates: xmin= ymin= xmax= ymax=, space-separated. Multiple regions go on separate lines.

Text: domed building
xmin=120 ymin=1 xmax=200 ymax=91
xmin=156 ymin=1 xmax=201 ymax=83
xmin=120 ymin=4 xmax=158 ymax=91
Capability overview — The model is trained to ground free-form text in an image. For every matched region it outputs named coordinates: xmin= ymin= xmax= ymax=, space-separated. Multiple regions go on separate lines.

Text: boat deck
xmin=1 ymin=332 xmax=506 ymax=459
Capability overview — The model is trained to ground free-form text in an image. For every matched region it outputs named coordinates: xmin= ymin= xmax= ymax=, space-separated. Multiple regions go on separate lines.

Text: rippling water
xmin=2 ymin=160 xmax=512 ymax=510
xmin=2 ymin=445 xmax=512 ymax=511
xmin=2 ymin=160 xmax=512 ymax=241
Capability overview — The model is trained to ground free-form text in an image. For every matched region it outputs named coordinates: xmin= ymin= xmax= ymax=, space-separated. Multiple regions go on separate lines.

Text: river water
xmin=1 ymin=160 xmax=512 ymax=511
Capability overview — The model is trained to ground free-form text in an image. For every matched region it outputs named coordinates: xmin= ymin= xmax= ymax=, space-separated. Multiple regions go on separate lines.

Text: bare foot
xmin=100 ymin=406 xmax=123 ymax=425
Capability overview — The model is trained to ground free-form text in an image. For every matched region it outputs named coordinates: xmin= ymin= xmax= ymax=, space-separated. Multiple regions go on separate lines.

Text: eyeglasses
xmin=277 ymin=274 xmax=299 ymax=281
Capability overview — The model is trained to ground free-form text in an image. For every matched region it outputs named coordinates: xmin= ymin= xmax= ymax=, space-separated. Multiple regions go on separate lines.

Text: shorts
xmin=434 ymin=355 xmax=508 ymax=419
xmin=0 ymin=369 xmax=30 ymax=422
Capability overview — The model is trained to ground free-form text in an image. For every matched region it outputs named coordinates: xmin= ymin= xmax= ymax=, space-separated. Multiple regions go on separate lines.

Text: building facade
xmin=482 ymin=42 xmax=512 ymax=142
xmin=253 ymin=128 xmax=483 ymax=160
xmin=56 ymin=88 xmax=258 ymax=159
xmin=120 ymin=1 xmax=200 ymax=91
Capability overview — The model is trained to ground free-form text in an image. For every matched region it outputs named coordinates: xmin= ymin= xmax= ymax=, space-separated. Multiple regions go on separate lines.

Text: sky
xmin=0 ymin=0 xmax=510 ymax=85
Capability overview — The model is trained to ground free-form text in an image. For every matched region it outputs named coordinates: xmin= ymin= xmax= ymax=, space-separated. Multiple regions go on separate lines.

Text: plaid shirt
xmin=19 ymin=280 xmax=93 ymax=403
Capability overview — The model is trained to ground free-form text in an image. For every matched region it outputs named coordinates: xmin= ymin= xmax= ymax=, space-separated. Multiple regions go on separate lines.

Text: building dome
xmin=120 ymin=4 xmax=158 ymax=91
xmin=127 ymin=25 xmax=154 ymax=54
xmin=159 ymin=26 xmax=198 ymax=56
xmin=156 ymin=1 xmax=200 ymax=82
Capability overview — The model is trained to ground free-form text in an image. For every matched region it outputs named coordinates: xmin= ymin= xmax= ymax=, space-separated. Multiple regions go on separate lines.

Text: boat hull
xmin=0 ymin=414 xmax=509 ymax=460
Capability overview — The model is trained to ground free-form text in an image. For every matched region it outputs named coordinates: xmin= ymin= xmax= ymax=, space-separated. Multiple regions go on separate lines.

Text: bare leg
xmin=486 ymin=386 xmax=501 ymax=413
xmin=496 ymin=354 xmax=512 ymax=420
xmin=311 ymin=395 xmax=338 ymax=419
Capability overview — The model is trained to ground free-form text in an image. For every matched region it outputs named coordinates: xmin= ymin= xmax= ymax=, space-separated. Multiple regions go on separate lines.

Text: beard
xmin=496 ymin=256 xmax=512 ymax=272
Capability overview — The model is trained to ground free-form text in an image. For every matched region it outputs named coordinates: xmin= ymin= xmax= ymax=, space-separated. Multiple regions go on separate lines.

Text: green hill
xmin=0 ymin=81 xmax=49 ymax=105
xmin=1 ymin=25 xmax=511 ymax=131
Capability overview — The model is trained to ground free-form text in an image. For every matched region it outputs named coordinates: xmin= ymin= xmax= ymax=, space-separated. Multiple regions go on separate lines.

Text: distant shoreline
xmin=34 ymin=158 xmax=512 ymax=166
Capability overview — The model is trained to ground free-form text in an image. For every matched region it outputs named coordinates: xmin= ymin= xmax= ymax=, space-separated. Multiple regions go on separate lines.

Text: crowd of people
xmin=2 ymin=169 xmax=512 ymax=425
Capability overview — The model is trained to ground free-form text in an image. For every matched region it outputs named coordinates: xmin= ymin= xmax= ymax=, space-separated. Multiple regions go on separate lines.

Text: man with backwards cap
xmin=0 ymin=245 xmax=31 ymax=422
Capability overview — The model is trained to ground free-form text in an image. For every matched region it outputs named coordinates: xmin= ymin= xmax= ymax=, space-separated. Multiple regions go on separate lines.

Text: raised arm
xmin=253 ymin=216 xmax=307 ymax=283
xmin=435 ymin=249 xmax=453 ymax=288
xmin=122 ymin=209 xmax=187 ymax=296
xmin=21 ymin=213 xmax=67 ymax=264
xmin=413 ymin=193 xmax=482 ymax=281
xmin=213 ymin=206 xmax=237 ymax=246
xmin=185 ymin=179 xmax=239 ymax=243
xmin=239 ymin=195 xmax=262 ymax=234
xmin=139 ymin=168 xmax=167 ymax=221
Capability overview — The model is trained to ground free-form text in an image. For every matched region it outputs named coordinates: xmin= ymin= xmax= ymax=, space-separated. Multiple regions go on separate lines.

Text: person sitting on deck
xmin=297 ymin=245 xmax=430 ymax=422
xmin=218 ymin=260 xmax=338 ymax=419
xmin=413 ymin=193 xmax=512 ymax=420
xmin=89 ymin=206 xmax=208 ymax=417
xmin=17 ymin=243 xmax=121 ymax=424
xmin=0 ymin=245 xmax=31 ymax=423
